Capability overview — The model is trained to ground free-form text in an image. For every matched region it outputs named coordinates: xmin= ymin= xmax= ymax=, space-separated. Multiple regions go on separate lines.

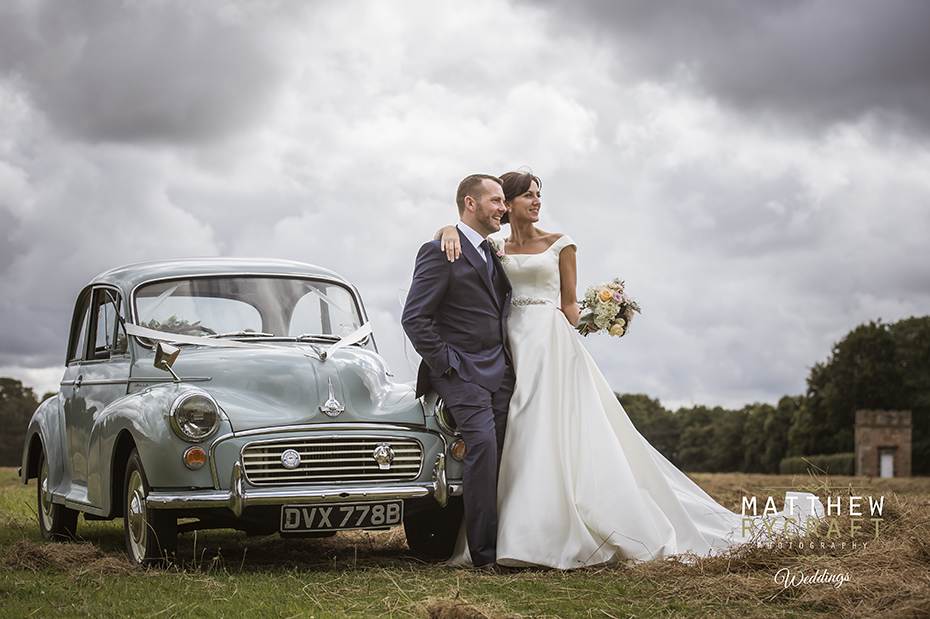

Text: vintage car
xmin=20 ymin=258 xmax=465 ymax=564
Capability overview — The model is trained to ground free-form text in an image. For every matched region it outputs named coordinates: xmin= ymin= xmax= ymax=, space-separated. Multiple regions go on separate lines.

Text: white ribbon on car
xmin=124 ymin=322 xmax=372 ymax=360
xmin=124 ymin=323 xmax=266 ymax=348
xmin=317 ymin=322 xmax=372 ymax=359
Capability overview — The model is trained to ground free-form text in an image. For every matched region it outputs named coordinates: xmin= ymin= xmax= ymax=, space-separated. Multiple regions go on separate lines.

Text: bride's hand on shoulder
xmin=434 ymin=225 xmax=461 ymax=262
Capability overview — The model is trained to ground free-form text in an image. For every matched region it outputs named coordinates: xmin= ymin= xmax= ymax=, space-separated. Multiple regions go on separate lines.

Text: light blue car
xmin=20 ymin=258 xmax=465 ymax=565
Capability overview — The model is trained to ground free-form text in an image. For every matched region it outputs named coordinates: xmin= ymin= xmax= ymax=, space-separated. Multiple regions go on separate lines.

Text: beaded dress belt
xmin=511 ymin=297 xmax=553 ymax=306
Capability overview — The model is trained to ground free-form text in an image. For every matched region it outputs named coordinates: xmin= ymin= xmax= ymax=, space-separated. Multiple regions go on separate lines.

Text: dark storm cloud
xmin=2 ymin=0 xmax=928 ymax=409
xmin=523 ymin=0 xmax=930 ymax=130
xmin=0 ymin=0 xmax=285 ymax=143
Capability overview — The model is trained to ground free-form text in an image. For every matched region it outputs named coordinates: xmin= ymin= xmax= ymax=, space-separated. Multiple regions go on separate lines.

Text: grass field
xmin=1 ymin=468 xmax=928 ymax=618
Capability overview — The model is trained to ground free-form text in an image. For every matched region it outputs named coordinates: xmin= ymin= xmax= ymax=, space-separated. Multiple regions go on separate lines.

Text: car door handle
xmin=74 ymin=375 xmax=83 ymax=389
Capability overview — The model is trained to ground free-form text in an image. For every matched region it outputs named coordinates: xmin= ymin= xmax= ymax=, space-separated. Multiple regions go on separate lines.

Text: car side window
xmin=92 ymin=289 xmax=127 ymax=360
xmin=68 ymin=293 xmax=92 ymax=363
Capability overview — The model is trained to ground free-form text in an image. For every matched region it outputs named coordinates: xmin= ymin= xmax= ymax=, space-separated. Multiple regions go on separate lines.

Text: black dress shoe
xmin=475 ymin=562 xmax=508 ymax=574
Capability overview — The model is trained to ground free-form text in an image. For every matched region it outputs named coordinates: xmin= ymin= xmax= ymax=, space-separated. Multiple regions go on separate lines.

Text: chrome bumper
xmin=146 ymin=454 xmax=462 ymax=517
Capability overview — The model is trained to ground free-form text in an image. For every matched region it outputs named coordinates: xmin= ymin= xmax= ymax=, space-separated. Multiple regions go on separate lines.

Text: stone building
xmin=855 ymin=410 xmax=912 ymax=478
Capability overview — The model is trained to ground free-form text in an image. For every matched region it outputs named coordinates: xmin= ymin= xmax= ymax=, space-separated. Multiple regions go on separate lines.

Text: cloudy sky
xmin=2 ymin=0 xmax=929 ymax=410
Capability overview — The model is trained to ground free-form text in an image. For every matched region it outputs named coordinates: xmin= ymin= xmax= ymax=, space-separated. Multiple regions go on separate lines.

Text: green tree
xmin=673 ymin=405 xmax=749 ymax=472
xmin=740 ymin=403 xmax=775 ymax=473
xmin=0 ymin=378 xmax=41 ymax=467
xmin=706 ymin=407 xmax=747 ymax=472
xmin=618 ymin=393 xmax=679 ymax=464
xmin=675 ymin=406 xmax=713 ymax=471
xmin=888 ymin=316 xmax=930 ymax=475
xmin=787 ymin=316 xmax=930 ymax=475
xmin=789 ymin=321 xmax=905 ymax=456
xmin=761 ymin=395 xmax=800 ymax=473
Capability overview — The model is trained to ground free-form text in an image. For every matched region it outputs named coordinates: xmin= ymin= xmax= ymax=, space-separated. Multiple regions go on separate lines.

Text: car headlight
xmin=170 ymin=391 xmax=220 ymax=442
xmin=434 ymin=399 xmax=460 ymax=437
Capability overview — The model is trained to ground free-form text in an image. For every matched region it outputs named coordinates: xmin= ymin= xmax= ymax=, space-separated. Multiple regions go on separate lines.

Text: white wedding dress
xmin=451 ymin=235 xmax=822 ymax=569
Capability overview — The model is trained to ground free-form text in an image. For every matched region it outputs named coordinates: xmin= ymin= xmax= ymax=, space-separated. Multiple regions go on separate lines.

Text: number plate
xmin=280 ymin=501 xmax=403 ymax=533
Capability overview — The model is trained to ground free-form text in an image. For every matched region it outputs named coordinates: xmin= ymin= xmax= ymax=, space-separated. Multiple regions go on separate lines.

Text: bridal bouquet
xmin=576 ymin=278 xmax=641 ymax=337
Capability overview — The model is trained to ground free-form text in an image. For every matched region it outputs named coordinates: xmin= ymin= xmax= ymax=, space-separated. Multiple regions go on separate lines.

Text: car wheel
xmin=123 ymin=448 xmax=177 ymax=566
xmin=37 ymin=450 xmax=79 ymax=541
xmin=403 ymin=496 xmax=464 ymax=561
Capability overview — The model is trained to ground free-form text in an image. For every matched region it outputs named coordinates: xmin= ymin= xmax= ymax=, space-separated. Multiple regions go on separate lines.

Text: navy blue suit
xmin=402 ymin=229 xmax=514 ymax=566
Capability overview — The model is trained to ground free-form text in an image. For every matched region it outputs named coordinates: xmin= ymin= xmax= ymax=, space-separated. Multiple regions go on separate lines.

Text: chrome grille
xmin=242 ymin=437 xmax=423 ymax=484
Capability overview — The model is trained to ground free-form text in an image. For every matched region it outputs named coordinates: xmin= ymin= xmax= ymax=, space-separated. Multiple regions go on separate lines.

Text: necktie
xmin=480 ymin=240 xmax=496 ymax=282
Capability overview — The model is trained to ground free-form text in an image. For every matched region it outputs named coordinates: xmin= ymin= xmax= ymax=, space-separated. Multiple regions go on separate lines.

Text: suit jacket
xmin=402 ymin=229 xmax=512 ymax=398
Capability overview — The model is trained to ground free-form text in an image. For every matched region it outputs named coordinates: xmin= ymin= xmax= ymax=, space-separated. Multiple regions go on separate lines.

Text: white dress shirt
xmin=456 ymin=221 xmax=488 ymax=263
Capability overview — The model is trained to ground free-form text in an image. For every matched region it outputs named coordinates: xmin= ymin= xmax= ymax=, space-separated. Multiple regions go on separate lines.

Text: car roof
xmin=89 ymin=258 xmax=352 ymax=293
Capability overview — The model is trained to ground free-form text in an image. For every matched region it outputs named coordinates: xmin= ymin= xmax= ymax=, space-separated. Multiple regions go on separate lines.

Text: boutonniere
xmin=488 ymin=238 xmax=509 ymax=264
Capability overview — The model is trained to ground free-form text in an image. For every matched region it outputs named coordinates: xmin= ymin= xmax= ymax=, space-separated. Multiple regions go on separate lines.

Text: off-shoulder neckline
xmin=502 ymin=234 xmax=574 ymax=257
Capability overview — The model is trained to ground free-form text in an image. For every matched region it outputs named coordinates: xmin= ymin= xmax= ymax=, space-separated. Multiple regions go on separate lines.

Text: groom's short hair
xmin=456 ymin=174 xmax=502 ymax=215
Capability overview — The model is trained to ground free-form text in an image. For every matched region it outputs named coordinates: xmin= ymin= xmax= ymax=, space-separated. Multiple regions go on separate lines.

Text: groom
xmin=402 ymin=173 xmax=515 ymax=572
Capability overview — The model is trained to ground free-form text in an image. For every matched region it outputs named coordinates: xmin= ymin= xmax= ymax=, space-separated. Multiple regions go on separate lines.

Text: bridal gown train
xmin=451 ymin=235 xmax=822 ymax=569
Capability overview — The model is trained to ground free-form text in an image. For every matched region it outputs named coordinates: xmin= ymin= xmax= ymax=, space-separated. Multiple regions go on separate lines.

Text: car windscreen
xmin=134 ymin=276 xmax=362 ymax=340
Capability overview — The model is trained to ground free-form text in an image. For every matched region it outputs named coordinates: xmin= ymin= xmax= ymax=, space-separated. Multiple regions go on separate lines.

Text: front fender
xmin=418 ymin=390 xmax=464 ymax=482
xmin=88 ymin=383 xmax=230 ymax=513
xmin=21 ymin=395 xmax=64 ymax=486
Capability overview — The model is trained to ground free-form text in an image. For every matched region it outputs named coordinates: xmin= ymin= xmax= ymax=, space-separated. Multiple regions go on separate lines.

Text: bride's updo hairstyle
xmin=499 ymin=170 xmax=542 ymax=225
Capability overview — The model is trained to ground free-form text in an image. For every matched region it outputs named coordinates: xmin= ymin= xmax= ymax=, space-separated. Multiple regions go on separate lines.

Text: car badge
xmin=372 ymin=443 xmax=395 ymax=470
xmin=281 ymin=449 xmax=301 ymax=470
xmin=319 ymin=378 xmax=346 ymax=417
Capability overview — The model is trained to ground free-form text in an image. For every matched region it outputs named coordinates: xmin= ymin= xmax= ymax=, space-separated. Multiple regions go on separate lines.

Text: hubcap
xmin=126 ymin=469 xmax=147 ymax=561
xmin=39 ymin=459 xmax=54 ymax=530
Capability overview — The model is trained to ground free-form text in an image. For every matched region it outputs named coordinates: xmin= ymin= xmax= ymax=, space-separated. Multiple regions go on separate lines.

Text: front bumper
xmin=146 ymin=454 xmax=462 ymax=517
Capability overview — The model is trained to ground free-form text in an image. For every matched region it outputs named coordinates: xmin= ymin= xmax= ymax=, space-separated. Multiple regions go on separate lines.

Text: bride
xmin=438 ymin=171 xmax=822 ymax=569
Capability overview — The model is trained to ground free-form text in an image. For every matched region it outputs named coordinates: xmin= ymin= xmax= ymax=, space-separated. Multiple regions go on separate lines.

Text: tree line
xmin=1 ymin=316 xmax=927 ymax=472
xmin=0 ymin=378 xmax=54 ymax=467
xmin=621 ymin=315 xmax=930 ymax=475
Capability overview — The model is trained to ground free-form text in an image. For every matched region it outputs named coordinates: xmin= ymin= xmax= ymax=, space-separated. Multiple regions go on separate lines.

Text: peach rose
xmin=609 ymin=323 xmax=625 ymax=337
xmin=597 ymin=288 xmax=613 ymax=303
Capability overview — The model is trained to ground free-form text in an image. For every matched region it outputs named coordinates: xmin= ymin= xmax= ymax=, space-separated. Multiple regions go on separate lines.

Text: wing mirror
xmin=154 ymin=342 xmax=181 ymax=383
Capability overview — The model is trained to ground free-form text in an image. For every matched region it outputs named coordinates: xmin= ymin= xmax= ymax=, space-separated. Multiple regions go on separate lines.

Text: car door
xmin=58 ymin=289 xmax=92 ymax=497
xmin=61 ymin=287 xmax=131 ymax=506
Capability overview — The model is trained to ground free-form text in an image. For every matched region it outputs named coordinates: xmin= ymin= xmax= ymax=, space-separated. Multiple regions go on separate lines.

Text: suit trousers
xmin=430 ymin=364 xmax=515 ymax=566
